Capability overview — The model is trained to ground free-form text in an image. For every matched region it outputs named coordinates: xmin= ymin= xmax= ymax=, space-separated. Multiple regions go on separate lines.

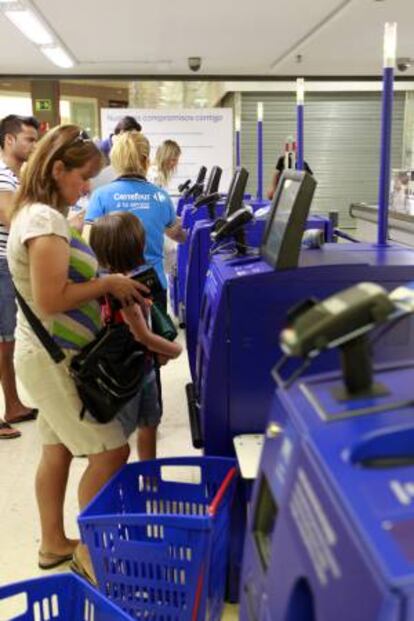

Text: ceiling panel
xmin=0 ymin=0 xmax=412 ymax=76
xmin=1 ymin=0 xmax=347 ymax=75
xmin=276 ymin=0 xmax=414 ymax=76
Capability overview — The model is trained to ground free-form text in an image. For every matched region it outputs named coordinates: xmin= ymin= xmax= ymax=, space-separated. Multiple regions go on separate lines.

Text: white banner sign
xmin=101 ymin=108 xmax=233 ymax=193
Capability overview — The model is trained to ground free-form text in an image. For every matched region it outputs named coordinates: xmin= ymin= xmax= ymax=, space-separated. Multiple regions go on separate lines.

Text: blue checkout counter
xmin=185 ymin=213 xmax=335 ymax=382
xmin=194 ymin=243 xmax=414 ymax=457
xmin=169 ymin=201 xmax=225 ymax=321
xmin=170 ymin=198 xmax=268 ymax=323
xmin=240 ymin=360 xmax=414 ymax=621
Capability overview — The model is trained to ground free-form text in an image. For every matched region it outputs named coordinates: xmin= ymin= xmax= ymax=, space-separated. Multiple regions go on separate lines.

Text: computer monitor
xmin=224 ymin=167 xmax=249 ymax=217
xmin=205 ymin=166 xmax=222 ymax=195
xmin=261 ymin=170 xmax=317 ymax=270
xmin=196 ymin=166 xmax=207 ymax=185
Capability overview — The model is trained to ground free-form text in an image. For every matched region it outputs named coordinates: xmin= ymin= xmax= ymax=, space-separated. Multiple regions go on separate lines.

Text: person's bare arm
xmin=121 ymin=303 xmax=182 ymax=358
xmin=266 ymin=171 xmax=280 ymax=201
xmin=27 ymin=235 xmax=148 ymax=314
xmin=0 ymin=191 xmax=14 ymax=228
xmin=165 ymin=218 xmax=187 ymax=243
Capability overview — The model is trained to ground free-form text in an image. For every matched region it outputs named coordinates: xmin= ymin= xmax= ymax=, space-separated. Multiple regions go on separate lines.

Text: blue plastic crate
xmin=78 ymin=457 xmax=237 ymax=621
xmin=0 ymin=573 xmax=132 ymax=620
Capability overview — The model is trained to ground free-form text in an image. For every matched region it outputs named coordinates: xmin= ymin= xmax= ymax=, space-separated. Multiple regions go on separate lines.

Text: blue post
xmin=296 ymin=104 xmax=304 ymax=171
xmin=377 ymin=66 xmax=394 ymax=246
xmin=236 ymin=130 xmax=241 ymax=167
xmin=257 ymin=118 xmax=263 ymax=201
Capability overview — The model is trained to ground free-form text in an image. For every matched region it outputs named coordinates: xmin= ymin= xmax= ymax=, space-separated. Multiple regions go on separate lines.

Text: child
xmin=89 ymin=212 xmax=182 ymax=459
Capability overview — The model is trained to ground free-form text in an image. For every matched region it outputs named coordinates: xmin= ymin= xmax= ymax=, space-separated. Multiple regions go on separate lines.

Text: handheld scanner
xmin=389 ymin=281 xmax=414 ymax=312
xmin=193 ymin=191 xmax=221 ymax=210
xmin=210 ymin=205 xmax=254 ymax=243
xmin=183 ymin=166 xmax=208 ymax=200
xmin=280 ymin=282 xmax=396 ymax=358
xmin=178 ymin=179 xmax=191 ymax=194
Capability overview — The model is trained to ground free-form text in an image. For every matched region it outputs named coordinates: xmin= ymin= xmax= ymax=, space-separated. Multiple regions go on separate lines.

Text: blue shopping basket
xmin=78 ymin=456 xmax=237 ymax=621
xmin=0 ymin=573 xmax=132 ymax=620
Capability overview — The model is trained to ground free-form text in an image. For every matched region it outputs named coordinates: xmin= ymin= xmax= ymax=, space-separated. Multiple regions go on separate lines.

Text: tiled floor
xmin=0 ymin=327 xmax=238 ymax=621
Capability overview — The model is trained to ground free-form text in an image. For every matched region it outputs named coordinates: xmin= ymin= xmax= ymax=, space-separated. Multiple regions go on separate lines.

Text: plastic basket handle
xmin=208 ymin=466 xmax=237 ymax=517
xmin=192 ymin=564 xmax=205 ymax=621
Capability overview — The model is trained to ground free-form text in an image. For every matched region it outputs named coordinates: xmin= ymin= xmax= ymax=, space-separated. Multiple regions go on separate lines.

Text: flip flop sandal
xmin=38 ymin=550 xmax=73 ymax=570
xmin=6 ymin=409 xmax=38 ymax=424
xmin=0 ymin=422 xmax=21 ymax=440
xmin=70 ymin=556 xmax=97 ymax=586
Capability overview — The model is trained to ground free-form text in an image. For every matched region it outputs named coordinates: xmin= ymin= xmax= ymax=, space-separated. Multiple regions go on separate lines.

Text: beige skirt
xmin=14 ymin=342 xmax=127 ymax=457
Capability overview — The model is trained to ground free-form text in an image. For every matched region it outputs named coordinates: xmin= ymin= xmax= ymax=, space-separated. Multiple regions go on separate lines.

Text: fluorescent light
xmin=41 ymin=45 xmax=74 ymax=68
xmin=296 ymin=78 xmax=305 ymax=105
xmin=383 ymin=22 xmax=397 ymax=68
xmin=257 ymin=102 xmax=263 ymax=122
xmin=5 ymin=9 xmax=53 ymax=45
xmin=235 ymin=116 xmax=241 ymax=132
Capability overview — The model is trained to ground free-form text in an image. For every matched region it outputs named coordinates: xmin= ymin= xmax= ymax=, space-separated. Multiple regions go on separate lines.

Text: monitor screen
xmin=224 ymin=167 xmax=249 ymax=217
xmin=261 ymin=170 xmax=317 ymax=270
xmin=195 ymin=166 xmax=207 ymax=185
xmin=205 ymin=166 xmax=222 ymax=195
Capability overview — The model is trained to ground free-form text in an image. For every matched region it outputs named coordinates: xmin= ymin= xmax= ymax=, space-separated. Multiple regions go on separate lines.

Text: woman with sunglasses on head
xmin=7 ymin=125 xmax=147 ymax=582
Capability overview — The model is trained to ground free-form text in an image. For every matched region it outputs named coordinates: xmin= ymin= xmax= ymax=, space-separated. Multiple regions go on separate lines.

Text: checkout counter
xmin=240 ymin=283 xmax=414 ymax=621
xmin=190 ymin=171 xmax=414 ymax=457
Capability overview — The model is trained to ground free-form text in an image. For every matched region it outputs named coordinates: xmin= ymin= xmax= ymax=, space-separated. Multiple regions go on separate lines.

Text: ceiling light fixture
xmin=41 ymin=45 xmax=74 ymax=68
xmin=0 ymin=2 xmax=76 ymax=68
xmin=4 ymin=8 xmax=53 ymax=45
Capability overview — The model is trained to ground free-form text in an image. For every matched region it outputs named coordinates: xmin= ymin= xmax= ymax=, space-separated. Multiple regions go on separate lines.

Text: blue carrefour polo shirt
xmin=86 ymin=176 xmax=175 ymax=289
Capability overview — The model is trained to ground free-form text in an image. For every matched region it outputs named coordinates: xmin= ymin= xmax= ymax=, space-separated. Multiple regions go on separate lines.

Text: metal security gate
xmin=240 ymin=91 xmax=405 ymax=227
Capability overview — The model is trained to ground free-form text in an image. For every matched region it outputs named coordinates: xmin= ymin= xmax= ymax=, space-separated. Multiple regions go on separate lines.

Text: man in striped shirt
xmin=0 ymin=115 xmax=39 ymax=438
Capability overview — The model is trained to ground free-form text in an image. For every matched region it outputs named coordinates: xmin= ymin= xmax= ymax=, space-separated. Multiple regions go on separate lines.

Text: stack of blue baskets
xmin=0 ymin=456 xmax=237 ymax=621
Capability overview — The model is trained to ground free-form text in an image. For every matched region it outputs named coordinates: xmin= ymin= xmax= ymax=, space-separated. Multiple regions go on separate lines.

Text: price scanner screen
xmin=261 ymin=170 xmax=317 ymax=270
xmin=224 ymin=167 xmax=249 ymax=217
xmin=264 ymin=179 xmax=300 ymax=262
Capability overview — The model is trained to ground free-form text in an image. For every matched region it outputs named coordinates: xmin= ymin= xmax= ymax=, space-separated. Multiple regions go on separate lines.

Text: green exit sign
xmin=35 ymin=99 xmax=52 ymax=112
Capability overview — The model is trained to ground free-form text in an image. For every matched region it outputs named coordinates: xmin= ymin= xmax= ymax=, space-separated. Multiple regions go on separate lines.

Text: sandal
xmin=38 ymin=550 xmax=74 ymax=570
xmin=0 ymin=421 xmax=21 ymax=440
xmin=6 ymin=409 xmax=38 ymax=424
xmin=70 ymin=547 xmax=97 ymax=586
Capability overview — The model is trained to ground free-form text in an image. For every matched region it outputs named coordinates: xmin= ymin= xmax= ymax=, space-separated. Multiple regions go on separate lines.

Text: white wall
xmin=101 ymin=108 xmax=233 ymax=192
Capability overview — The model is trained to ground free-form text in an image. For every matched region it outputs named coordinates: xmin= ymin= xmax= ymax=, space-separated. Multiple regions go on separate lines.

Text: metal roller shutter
xmin=240 ymin=91 xmax=405 ymax=227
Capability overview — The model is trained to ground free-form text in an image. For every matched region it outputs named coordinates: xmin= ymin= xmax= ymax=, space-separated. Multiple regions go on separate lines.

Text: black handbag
xmin=14 ymin=289 xmax=147 ymax=424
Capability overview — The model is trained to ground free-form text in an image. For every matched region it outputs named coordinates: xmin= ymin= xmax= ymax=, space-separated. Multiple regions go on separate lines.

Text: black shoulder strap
xmin=14 ymin=287 xmax=66 ymax=364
